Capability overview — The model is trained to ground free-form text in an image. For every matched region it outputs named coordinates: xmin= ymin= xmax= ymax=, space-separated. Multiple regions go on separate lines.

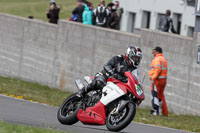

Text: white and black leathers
xmin=81 ymin=55 xmax=137 ymax=94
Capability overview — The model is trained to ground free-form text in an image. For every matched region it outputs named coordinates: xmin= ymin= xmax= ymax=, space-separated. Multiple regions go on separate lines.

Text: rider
xmin=78 ymin=46 xmax=143 ymax=96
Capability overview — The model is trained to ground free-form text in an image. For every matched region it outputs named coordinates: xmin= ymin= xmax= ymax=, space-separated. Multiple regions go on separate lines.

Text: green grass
xmin=0 ymin=75 xmax=71 ymax=106
xmin=135 ymin=108 xmax=200 ymax=133
xmin=0 ymin=0 xmax=112 ymax=21
xmin=0 ymin=75 xmax=199 ymax=132
xmin=0 ymin=120 xmax=69 ymax=133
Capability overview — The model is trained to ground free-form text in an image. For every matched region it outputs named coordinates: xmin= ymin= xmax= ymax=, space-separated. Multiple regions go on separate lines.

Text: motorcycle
xmin=57 ymin=70 xmax=145 ymax=132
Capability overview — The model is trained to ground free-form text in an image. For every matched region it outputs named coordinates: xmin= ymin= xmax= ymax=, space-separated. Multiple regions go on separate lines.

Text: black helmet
xmin=125 ymin=46 xmax=142 ymax=67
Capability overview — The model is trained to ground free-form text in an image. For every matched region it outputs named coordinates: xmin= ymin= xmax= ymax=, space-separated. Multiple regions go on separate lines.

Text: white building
xmin=115 ymin=0 xmax=195 ymax=37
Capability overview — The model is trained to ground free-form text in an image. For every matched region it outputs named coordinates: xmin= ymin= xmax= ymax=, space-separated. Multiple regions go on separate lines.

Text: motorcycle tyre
xmin=57 ymin=93 xmax=81 ymax=125
xmin=106 ymin=102 xmax=136 ymax=132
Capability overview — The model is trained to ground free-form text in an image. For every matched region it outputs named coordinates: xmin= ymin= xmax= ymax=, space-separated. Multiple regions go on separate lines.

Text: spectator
xmin=82 ymin=4 xmax=93 ymax=25
xmin=46 ymin=2 xmax=60 ymax=24
xmin=113 ymin=1 xmax=123 ymax=30
xmin=93 ymin=0 xmax=110 ymax=27
xmin=107 ymin=3 xmax=119 ymax=29
xmin=148 ymin=47 xmax=168 ymax=116
xmin=72 ymin=0 xmax=85 ymax=23
xmin=158 ymin=9 xmax=177 ymax=33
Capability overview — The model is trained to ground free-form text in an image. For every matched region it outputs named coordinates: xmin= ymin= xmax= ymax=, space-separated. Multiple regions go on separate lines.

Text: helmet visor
xmin=132 ymin=56 xmax=140 ymax=62
xmin=130 ymin=55 xmax=142 ymax=65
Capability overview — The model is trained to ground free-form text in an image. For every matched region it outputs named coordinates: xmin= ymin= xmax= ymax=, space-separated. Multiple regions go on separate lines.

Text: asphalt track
xmin=0 ymin=94 xmax=193 ymax=133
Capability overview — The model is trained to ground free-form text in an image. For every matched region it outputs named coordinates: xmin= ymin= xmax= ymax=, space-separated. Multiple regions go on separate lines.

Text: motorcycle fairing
xmin=76 ymin=72 xmax=144 ymax=125
xmin=77 ymin=101 xmax=106 ymax=125
xmin=124 ymin=72 xmax=145 ymax=100
xmin=77 ymin=82 xmax=125 ymax=125
xmin=100 ymin=82 xmax=125 ymax=105
xmin=108 ymin=72 xmax=145 ymax=100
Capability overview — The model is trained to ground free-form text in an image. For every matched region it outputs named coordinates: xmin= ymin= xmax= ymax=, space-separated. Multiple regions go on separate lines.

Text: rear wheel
xmin=57 ymin=94 xmax=81 ymax=125
xmin=106 ymin=102 xmax=136 ymax=132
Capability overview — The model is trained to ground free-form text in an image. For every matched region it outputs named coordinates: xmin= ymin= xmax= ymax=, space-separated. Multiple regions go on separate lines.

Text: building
xmin=115 ymin=0 xmax=195 ymax=37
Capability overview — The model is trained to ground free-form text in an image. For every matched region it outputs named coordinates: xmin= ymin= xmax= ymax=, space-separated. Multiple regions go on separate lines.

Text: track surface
xmin=0 ymin=95 xmax=193 ymax=133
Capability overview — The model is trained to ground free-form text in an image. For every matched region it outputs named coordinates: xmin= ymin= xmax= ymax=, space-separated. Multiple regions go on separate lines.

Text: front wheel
xmin=57 ymin=93 xmax=81 ymax=125
xmin=106 ymin=102 xmax=136 ymax=132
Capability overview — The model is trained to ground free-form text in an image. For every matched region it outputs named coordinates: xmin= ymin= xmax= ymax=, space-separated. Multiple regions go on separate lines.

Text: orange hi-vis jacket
xmin=148 ymin=53 xmax=168 ymax=81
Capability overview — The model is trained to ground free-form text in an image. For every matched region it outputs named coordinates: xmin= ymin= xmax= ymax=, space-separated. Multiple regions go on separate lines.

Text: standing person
xmin=78 ymin=46 xmax=143 ymax=97
xmin=92 ymin=0 xmax=110 ymax=27
xmin=113 ymin=1 xmax=123 ymax=30
xmin=158 ymin=9 xmax=177 ymax=33
xmin=107 ymin=3 xmax=119 ymax=29
xmin=46 ymin=2 xmax=60 ymax=24
xmin=72 ymin=0 xmax=85 ymax=23
xmin=148 ymin=47 xmax=168 ymax=116
xmin=82 ymin=4 xmax=93 ymax=25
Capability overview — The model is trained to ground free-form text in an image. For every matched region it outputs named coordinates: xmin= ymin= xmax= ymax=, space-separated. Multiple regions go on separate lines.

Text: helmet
xmin=125 ymin=46 xmax=142 ymax=67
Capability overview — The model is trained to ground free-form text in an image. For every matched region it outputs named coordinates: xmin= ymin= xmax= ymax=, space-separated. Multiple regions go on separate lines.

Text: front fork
xmin=111 ymin=99 xmax=132 ymax=115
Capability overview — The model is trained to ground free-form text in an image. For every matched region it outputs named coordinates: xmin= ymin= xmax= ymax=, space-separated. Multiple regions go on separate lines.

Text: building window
xmin=127 ymin=12 xmax=136 ymax=33
xmin=156 ymin=13 xmax=165 ymax=30
xmin=197 ymin=45 xmax=200 ymax=64
xmin=141 ymin=11 xmax=151 ymax=29
xmin=187 ymin=26 xmax=194 ymax=37
xmin=173 ymin=13 xmax=182 ymax=34
xmin=187 ymin=0 xmax=195 ymax=7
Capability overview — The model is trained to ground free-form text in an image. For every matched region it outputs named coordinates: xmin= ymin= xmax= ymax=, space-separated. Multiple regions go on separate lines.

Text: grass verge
xmin=0 ymin=120 xmax=69 ymax=133
xmin=0 ymin=76 xmax=71 ymax=106
xmin=0 ymin=75 xmax=200 ymax=133
xmin=135 ymin=108 xmax=200 ymax=133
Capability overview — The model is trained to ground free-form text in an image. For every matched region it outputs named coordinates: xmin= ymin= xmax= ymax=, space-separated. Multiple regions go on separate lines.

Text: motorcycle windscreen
xmin=100 ymin=82 xmax=125 ymax=105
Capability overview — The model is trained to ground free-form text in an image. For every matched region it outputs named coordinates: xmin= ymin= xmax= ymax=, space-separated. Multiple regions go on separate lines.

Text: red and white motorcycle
xmin=57 ymin=70 xmax=145 ymax=132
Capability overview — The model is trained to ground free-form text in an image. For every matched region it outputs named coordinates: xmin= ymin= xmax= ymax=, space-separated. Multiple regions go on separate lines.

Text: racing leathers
xmin=80 ymin=55 xmax=137 ymax=95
